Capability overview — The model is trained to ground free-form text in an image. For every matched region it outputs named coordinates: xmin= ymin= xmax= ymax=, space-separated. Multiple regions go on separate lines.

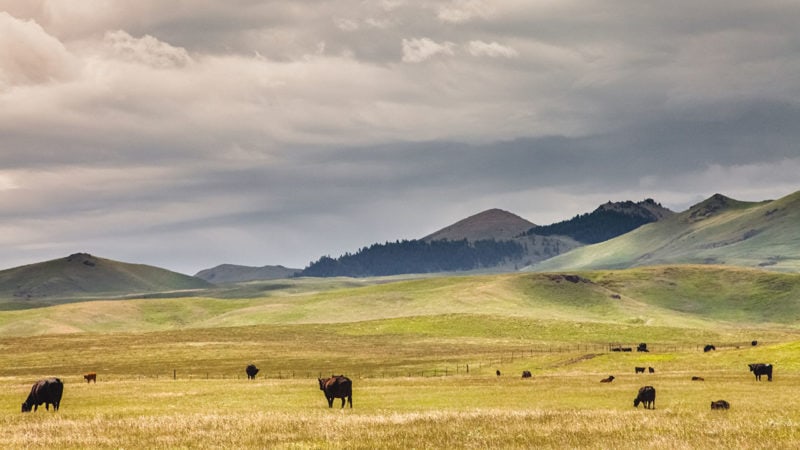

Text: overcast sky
xmin=1 ymin=1 xmax=799 ymax=275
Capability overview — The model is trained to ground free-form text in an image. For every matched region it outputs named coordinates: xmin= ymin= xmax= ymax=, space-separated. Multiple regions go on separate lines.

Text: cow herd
xmin=18 ymin=355 xmax=775 ymax=413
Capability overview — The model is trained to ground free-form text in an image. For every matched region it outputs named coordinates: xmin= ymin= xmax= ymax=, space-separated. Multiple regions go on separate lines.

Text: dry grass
xmin=2 ymin=373 xmax=800 ymax=449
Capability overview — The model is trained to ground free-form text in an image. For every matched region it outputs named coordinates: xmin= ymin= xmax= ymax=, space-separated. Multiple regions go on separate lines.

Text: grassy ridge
xmin=3 ymin=266 xmax=800 ymax=337
xmin=532 ymin=190 xmax=800 ymax=272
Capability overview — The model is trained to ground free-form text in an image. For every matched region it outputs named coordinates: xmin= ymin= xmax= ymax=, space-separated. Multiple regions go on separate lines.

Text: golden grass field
xmin=2 ymin=268 xmax=800 ymax=448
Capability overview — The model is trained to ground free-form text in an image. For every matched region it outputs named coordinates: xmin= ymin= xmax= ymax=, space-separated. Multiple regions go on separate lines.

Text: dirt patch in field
xmin=549 ymin=353 xmax=600 ymax=368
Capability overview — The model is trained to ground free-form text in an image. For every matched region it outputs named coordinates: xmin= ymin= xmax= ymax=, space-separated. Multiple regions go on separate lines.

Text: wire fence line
xmin=85 ymin=340 xmax=764 ymax=382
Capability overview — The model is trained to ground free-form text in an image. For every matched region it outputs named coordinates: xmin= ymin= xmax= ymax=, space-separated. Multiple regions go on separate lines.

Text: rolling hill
xmin=529 ymin=190 xmax=800 ymax=272
xmin=2 ymin=265 xmax=800 ymax=336
xmin=194 ymin=264 xmax=300 ymax=283
xmin=0 ymin=253 xmax=212 ymax=306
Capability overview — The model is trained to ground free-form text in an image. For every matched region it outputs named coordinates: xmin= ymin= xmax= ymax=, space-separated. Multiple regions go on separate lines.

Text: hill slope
xmin=2 ymin=265 xmax=800 ymax=336
xmin=0 ymin=253 xmax=212 ymax=305
xmin=194 ymin=264 xmax=300 ymax=283
xmin=530 ymin=190 xmax=800 ymax=272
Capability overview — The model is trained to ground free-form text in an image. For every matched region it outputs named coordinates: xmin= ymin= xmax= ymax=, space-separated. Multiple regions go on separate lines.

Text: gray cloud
xmin=0 ymin=1 xmax=798 ymax=274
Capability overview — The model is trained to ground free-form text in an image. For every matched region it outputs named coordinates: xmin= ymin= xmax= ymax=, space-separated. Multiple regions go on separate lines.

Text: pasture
xmin=2 ymin=321 xmax=800 ymax=448
xmin=2 ymin=267 xmax=800 ymax=448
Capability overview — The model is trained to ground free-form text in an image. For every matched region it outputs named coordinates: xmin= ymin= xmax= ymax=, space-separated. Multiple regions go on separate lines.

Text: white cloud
xmin=467 ymin=40 xmax=518 ymax=58
xmin=0 ymin=12 xmax=78 ymax=88
xmin=103 ymin=30 xmax=192 ymax=69
xmin=401 ymin=38 xmax=455 ymax=63
xmin=437 ymin=0 xmax=493 ymax=23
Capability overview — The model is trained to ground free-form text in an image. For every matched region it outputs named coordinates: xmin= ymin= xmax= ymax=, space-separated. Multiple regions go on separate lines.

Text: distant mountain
xmin=527 ymin=199 xmax=674 ymax=244
xmin=423 ymin=208 xmax=536 ymax=242
xmin=530 ymin=190 xmax=800 ymax=272
xmin=195 ymin=264 xmax=300 ymax=283
xmin=0 ymin=253 xmax=212 ymax=303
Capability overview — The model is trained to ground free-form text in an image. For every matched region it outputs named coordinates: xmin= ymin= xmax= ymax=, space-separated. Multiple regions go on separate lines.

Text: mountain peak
xmin=686 ymin=193 xmax=746 ymax=221
xmin=423 ymin=208 xmax=536 ymax=242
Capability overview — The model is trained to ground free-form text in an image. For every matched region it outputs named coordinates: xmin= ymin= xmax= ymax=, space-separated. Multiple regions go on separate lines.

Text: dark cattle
xmin=711 ymin=400 xmax=730 ymax=410
xmin=635 ymin=367 xmax=645 ymax=374
xmin=611 ymin=347 xmax=622 ymax=352
xmin=621 ymin=348 xmax=633 ymax=352
xmin=748 ymin=363 xmax=773 ymax=381
xmin=648 ymin=367 xmax=655 ymax=374
xmin=691 ymin=376 xmax=705 ymax=381
xmin=704 ymin=345 xmax=716 ymax=352
xmin=637 ymin=343 xmax=649 ymax=352
xmin=751 ymin=340 xmax=758 ymax=346
xmin=246 ymin=364 xmax=259 ymax=380
xmin=600 ymin=375 xmax=615 ymax=383
xmin=318 ymin=375 xmax=352 ymax=408
xmin=83 ymin=372 xmax=96 ymax=383
xmin=633 ymin=386 xmax=656 ymax=409
xmin=496 ymin=370 xmax=501 ymax=377
xmin=521 ymin=371 xmax=532 ymax=378
xmin=21 ymin=378 xmax=63 ymax=413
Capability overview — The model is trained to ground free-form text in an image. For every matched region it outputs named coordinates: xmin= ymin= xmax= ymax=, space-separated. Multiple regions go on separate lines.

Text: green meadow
xmin=2 ymin=266 xmax=800 ymax=448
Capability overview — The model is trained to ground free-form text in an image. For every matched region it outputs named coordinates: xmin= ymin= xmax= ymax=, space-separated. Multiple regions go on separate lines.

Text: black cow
xmin=633 ymin=386 xmax=656 ymax=409
xmin=21 ymin=378 xmax=63 ymax=412
xmin=635 ymin=367 xmax=645 ymax=374
xmin=600 ymin=375 xmax=615 ymax=383
xmin=752 ymin=340 xmax=758 ymax=346
xmin=691 ymin=376 xmax=705 ymax=381
xmin=704 ymin=344 xmax=716 ymax=352
xmin=318 ymin=375 xmax=352 ymax=408
xmin=648 ymin=367 xmax=655 ymax=374
xmin=496 ymin=370 xmax=501 ymax=377
xmin=637 ymin=343 xmax=649 ymax=352
xmin=711 ymin=400 xmax=730 ymax=410
xmin=521 ymin=370 xmax=532 ymax=378
xmin=246 ymin=364 xmax=259 ymax=380
xmin=748 ymin=363 xmax=773 ymax=381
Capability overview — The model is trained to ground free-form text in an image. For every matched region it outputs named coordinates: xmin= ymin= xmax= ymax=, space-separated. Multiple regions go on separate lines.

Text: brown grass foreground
xmin=1 ymin=374 xmax=799 ymax=449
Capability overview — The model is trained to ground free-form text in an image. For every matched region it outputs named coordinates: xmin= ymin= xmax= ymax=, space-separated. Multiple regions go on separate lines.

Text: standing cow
xmin=246 ymin=364 xmax=259 ymax=380
xmin=748 ymin=363 xmax=773 ymax=381
xmin=318 ymin=375 xmax=352 ymax=408
xmin=21 ymin=378 xmax=63 ymax=412
xmin=633 ymin=386 xmax=656 ymax=409
xmin=83 ymin=372 xmax=97 ymax=383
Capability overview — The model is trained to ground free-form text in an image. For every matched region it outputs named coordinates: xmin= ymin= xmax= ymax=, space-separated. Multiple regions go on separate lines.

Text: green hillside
xmin=0 ymin=253 xmax=211 ymax=307
xmin=529 ymin=190 xmax=800 ymax=272
xmin=2 ymin=266 xmax=800 ymax=337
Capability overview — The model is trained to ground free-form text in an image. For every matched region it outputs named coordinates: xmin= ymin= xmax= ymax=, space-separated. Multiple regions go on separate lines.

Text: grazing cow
xmin=637 ymin=343 xmax=649 ymax=352
xmin=711 ymin=400 xmax=730 ymax=410
xmin=621 ymin=347 xmax=633 ymax=352
xmin=648 ymin=367 xmax=655 ymax=374
xmin=748 ymin=363 xmax=773 ymax=381
xmin=600 ymin=375 xmax=615 ymax=383
xmin=633 ymin=386 xmax=656 ymax=409
xmin=318 ymin=375 xmax=352 ymax=408
xmin=83 ymin=372 xmax=96 ymax=383
xmin=691 ymin=376 xmax=705 ymax=381
xmin=635 ymin=367 xmax=645 ymax=374
xmin=611 ymin=347 xmax=622 ymax=352
xmin=245 ymin=364 xmax=259 ymax=380
xmin=496 ymin=370 xmax=501 ymax=377
xmin=21 ymin=378 xmax=63 ymax=413
xmin=521 ymin=370 xmax=532 ymax=378
xmin=704 ymin=344 xmax=716 ymax=352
